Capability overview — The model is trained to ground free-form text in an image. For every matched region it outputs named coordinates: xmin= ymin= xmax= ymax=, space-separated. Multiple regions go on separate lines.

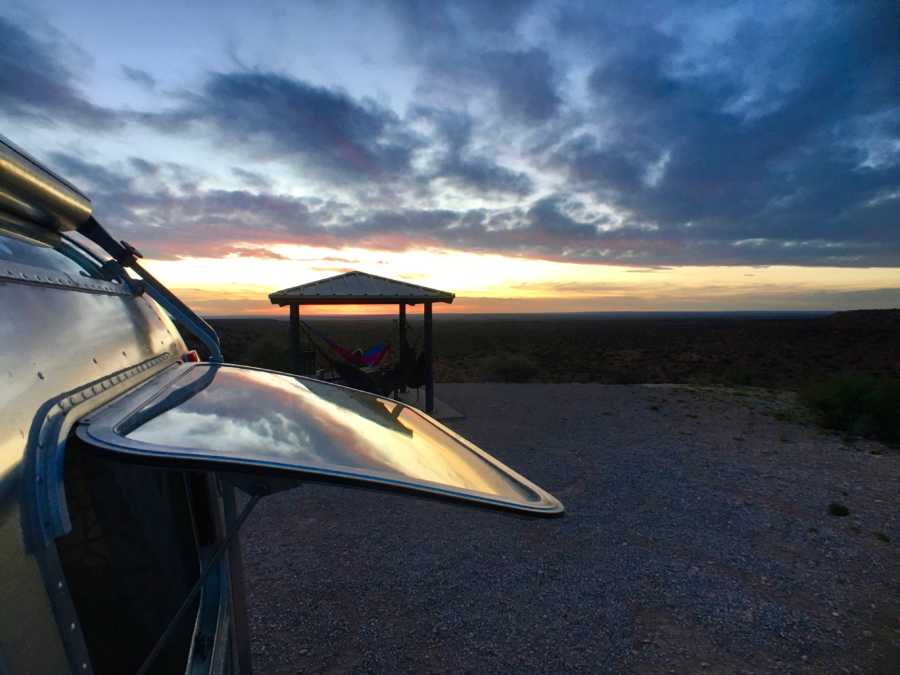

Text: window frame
xmin=77 ymin=362 xmax=564 ymax=516
xmin=0 ymin=221 xmax=129 ymax=295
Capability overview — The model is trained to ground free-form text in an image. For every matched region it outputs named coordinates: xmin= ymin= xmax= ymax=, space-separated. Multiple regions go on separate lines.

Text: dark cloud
xmin=122 ymin=66 xmax=156 ymax=89
xmin=0 ymin=16 xmax=120 ymax=128
xmin=47 ymin=152 xmax=133 ymax=194
xmin=231 ymin=167 xmax=271 ymax=190
xmin=386 ymin=2 xmax=561 ymax=125
xmin=386 ymin=0 xmax=537 ymax=49
xmin=481 ymin=49 xmax=561 ymax=124
xmin=413 ymin=107 xmax=534 ymax=196
xmin=425 ymin=48 xmax=563 ymax=124
xmin=57 ymin=150 xmax=900 ymax=267
xmin=525 ymin=195 xmax=603 ymax=239
xmin=437 ymin=154 xmax=533 ymax=196
xmin=129 ymin=157 xmax=159 ymax=176
xmin=546 ymin=2 xmax=900 ymax=263
xmin=43 ymin=153 xmax=312 ymax=257
xmin=8 ymin=3 xmax=898 ymax=269
xmin=143 ymin=71 xmax=421 ymax=184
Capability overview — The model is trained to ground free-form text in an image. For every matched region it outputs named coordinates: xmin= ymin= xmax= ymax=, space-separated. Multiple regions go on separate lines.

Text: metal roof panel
xmin=269 ymin=271 xmax=454 ymax=305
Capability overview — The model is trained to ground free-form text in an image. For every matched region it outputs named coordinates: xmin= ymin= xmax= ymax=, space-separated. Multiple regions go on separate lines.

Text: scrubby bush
xmin=801 ymin=375 xmax=900 ymax=443
xmin=479 ymin=354 xmax=539 ymax=382
xmin=244 ymin=336 xmax=291 ymax=372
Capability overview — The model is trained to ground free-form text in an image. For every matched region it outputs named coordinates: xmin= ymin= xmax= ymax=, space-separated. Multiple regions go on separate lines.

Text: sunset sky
xmin=2 ymin=1 xmax=898 ymax=315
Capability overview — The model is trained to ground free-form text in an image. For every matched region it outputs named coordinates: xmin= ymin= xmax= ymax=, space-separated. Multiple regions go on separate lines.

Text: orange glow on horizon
xmin=138 ymin=245 xmax=900 ymax=317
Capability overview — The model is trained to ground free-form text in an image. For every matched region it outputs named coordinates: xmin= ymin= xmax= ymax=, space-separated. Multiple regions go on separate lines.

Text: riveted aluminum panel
xmin=0 ymin=229 xmax=185 ymax=673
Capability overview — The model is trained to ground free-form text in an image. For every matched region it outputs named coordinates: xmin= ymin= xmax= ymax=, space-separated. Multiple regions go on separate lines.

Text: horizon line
xmin=200 ymin=308 xmax=862 ymax=320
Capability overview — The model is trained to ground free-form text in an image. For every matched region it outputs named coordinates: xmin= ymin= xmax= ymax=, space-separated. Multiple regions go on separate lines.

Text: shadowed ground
xmin=242 ymin=383 xmax=898 ymax=673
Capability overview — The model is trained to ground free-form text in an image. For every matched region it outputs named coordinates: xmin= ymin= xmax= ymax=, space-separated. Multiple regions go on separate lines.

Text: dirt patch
xmin=241 ymin=383 xmax=899 ymax=673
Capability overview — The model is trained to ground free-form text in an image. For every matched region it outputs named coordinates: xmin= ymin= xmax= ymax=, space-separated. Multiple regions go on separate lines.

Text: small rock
xmin=827 ymin=501 xmax=850 ymax=517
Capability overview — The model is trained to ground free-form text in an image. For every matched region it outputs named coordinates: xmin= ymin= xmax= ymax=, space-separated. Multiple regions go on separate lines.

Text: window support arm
xmin=77 ymin=216 xmax=223 ymax=362
xmin=135 ymin=493 xmax=260 ymax=675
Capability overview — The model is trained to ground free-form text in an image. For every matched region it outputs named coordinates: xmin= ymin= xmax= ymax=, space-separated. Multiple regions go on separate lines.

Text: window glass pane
xmin=0 ymin=229 xmax=103 ymax=278
xmin=130 ymin=366 xmax=535 ymax=502
xmin=102 ymin=364 xmax=561 ymax=513
xmin=58 ymin=441 xmax=200 ymax=675
xmin=80 ymin=363 xmax=562 ymax=514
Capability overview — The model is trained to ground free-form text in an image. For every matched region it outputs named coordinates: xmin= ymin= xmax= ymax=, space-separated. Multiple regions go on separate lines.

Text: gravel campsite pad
xmin=241 ymin=383 xmax=899 ymax=673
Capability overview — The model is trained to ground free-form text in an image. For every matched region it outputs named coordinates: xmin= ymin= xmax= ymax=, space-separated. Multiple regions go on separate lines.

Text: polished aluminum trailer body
xmin=0 ymin=135 xmax=562 ymax=674
xmin=0 ymin=134 xmax=239 ymax=674
xmin=0 ymin=241 xmax=191 ymax=672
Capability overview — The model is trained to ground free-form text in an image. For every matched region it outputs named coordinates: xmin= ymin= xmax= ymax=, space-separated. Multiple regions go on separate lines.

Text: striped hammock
xmin=300 ymin=321 xmax=391 ymax=368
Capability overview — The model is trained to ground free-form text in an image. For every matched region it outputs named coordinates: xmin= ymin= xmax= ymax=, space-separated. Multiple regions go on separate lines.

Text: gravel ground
xmin=241 ymin=384 xmax=899 ymax=674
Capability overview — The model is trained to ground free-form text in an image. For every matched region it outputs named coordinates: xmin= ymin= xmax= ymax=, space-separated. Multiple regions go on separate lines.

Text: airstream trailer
xmin=0 ymin=135 xmax=563 ymax=674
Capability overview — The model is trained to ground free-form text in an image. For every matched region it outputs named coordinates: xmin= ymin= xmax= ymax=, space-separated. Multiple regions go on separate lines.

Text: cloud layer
xmin=1 ymin=2 xmax=898 ymax=267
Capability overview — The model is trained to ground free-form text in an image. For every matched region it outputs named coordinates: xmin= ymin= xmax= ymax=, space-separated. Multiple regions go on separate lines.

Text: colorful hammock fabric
xmin=360 ymin=341 xmax=391 ymax=366
xmin=302 ymin=322 xmax=391 ymax=367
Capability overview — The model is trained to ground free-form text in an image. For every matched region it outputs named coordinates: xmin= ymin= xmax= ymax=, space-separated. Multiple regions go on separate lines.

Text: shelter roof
xmin=269 ymin=270 xmax=455 ymax=306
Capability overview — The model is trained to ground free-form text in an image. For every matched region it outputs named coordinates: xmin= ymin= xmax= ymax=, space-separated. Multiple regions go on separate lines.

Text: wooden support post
xmin=289 ymin=304 xmax=300 ymax=374
xmin=424 ymin=301 xmax=433 ymax=414
xmin=398 ymin=303 xmax=407 ymax=393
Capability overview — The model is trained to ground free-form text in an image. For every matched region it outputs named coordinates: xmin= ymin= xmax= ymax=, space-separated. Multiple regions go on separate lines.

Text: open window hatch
xmin=60 ymin=363 xmax=561 ymax=673
xmin=76 ymin=362 xmax=564 ymax=515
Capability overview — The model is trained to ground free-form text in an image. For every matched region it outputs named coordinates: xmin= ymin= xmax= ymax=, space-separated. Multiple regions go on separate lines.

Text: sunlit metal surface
xmin=0 ymin=257 xmax=130 ymax=295
xmin=0 ymin=223 xmax=185 ymax=673
xmin=0 ymin=140 xmax=243 ymax=675
xmin=0 ymin=135 xmax=91 ymax=232
xmin=80 ymin=364 xmax=564 ymax=515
